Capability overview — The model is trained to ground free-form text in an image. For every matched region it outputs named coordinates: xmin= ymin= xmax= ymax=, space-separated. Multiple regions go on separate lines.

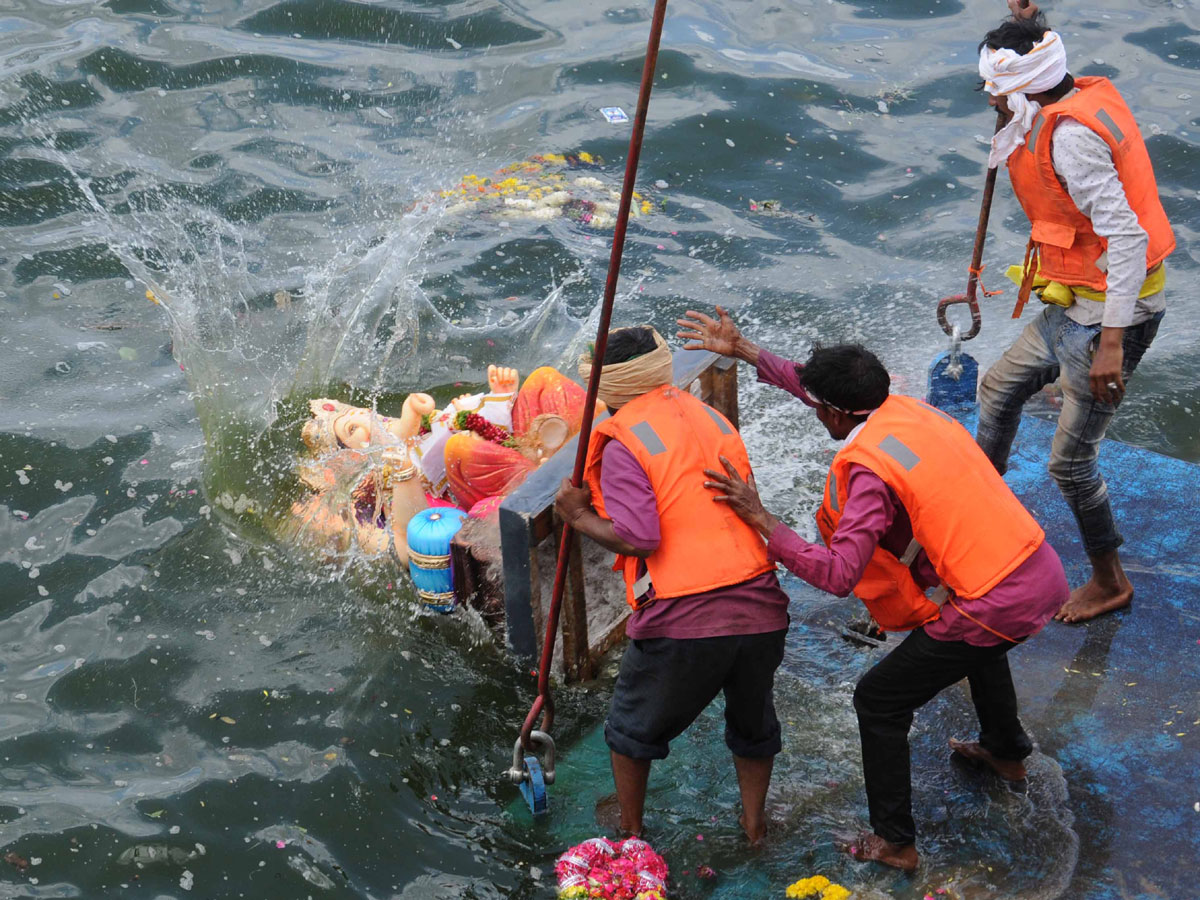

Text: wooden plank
xmin=557 ymin=523 xmax=593 ymax=681
xmin=499 ymin=506 xmax=537 ymax=657
xmin=704 ymin=355 xmax=740 ymax=428
xmin=673 ymin=348 xmax=720 ymax=389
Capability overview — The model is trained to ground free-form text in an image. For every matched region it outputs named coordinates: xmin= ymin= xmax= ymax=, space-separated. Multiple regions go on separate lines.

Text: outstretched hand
xmin=677 ymin=306 xmax=744 ymax=359
xmin=703 ymin=456 xmax=778 ymax=539
xmin=1007 ymin=0 xmax=1039 ymax=19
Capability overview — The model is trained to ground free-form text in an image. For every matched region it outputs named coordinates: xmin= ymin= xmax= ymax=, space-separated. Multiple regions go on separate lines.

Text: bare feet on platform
xmin=949 ymin=739 xmax=1027 ymax=781
xmin=594 ymin=793 xmax=624 ymax=834
xmin=842 ymin=831 xmax=919 ymax=873
xmin=1055 ymin=565 xmax=1133 ymax=623
xmin=1056 ymin=550 xmax=1133 ymax=624
xmin=738 ymin=811 xmax=768 ymax=846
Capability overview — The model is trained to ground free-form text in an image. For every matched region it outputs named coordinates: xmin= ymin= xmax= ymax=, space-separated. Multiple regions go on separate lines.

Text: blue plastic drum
xmin=406 ymin=507 xmax=469 ymax=612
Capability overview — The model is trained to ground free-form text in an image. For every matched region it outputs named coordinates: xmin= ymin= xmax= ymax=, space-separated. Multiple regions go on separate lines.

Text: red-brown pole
xmin=520 ymin=0 xmax=670 ymax=749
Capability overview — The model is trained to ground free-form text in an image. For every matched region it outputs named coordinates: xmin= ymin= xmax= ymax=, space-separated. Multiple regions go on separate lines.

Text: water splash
xmin=39 ymin=137 xmax=610 ymax=540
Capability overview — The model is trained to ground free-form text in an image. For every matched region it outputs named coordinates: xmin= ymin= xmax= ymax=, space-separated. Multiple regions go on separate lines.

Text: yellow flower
xmin=822 ymin=887 xmax=851 ymax=900
xmin=640 ymin=200 xmax=653 ymax=215
xmin=786 ymin=876 xmax=830 ymax=898
xmin=578 ymin=151 xmax=594 ymax=163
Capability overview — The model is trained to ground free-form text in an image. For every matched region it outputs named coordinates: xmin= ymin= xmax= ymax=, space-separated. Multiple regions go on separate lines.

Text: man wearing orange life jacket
xmin=554 ymin=325 xmax=790 ymax=843
xmin=974 ymin=1 xmax=1173 ymax=623
xmin=680 ymin=307 xmax=1068 ymax=872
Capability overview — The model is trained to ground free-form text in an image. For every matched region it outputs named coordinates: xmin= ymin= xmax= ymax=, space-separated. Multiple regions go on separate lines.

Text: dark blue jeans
xmin=853 ymin=628 xmax=1032 ymax=846
xmin=976 ymin=304 xmax=1164 ymax=555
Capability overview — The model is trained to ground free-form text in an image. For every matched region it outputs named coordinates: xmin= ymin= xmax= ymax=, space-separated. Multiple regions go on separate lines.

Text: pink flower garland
xmin=555 ymin=837 xmax=668 ymax=900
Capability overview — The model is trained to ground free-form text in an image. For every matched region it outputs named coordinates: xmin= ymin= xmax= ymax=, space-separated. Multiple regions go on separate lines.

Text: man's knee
xmin=976 ymin=368 xmax=1006 ymax=419
xmin=853 ymin=675 xmax=885 ymax=719
xmin=1047 ymin=452 xmax=1102 ymax=498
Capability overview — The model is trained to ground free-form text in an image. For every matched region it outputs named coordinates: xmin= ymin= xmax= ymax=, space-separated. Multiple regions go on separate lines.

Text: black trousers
xmin=852 ymin=627 xmax=1033 ymax=846
xmin=606 ymin=629 xmax=787 ymax=760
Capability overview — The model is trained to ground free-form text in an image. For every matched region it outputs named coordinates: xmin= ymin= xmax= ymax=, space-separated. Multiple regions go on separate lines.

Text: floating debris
xmin=433 ymin=152 xmax=660 ymax=228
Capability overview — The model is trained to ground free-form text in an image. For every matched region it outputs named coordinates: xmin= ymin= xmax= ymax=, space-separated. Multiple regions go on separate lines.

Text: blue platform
xmin=509 ymin=376 xmax=1200 ymax=899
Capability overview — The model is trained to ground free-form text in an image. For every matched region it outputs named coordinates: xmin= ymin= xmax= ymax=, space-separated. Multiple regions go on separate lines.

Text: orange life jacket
xmin=1006 ymin=76 xmax=1174 ymax=293
xmin=815 ymin=396 xmax=1044 ymax=632
xmin=584 ymin=384 xmax=774 ymax=609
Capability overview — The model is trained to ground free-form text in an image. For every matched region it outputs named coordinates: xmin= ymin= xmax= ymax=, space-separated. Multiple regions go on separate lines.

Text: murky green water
xmin=2 ymin=0 xmax=1198 ymax=897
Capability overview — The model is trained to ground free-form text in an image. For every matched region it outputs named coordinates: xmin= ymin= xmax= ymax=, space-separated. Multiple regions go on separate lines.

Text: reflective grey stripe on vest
xmin=827 ymin=471 xmax=840 ymax=513
xmin=629 ymin=421 xmax=667 ymax=456
xmin=631 ymin=570 xmax=653 ymax=598
xmin=919 ymin=400 xmax=956 ymax=424
xmin=1095 ymin=108 xmax=1125 ymax=145
xmin=899 ymin=538 xmax=923 ymax=567
xmin=1027 ymin=113 xmax=1045 ymax=155
xmin=703 ymin=404 xmax=733 ymax=435
xmin=877 ymin=434 xmax=920 ymax=471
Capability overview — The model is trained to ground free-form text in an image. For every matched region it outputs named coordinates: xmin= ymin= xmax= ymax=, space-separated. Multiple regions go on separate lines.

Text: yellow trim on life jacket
xmin=1004 ymin=262 xmax=1165 ymax=307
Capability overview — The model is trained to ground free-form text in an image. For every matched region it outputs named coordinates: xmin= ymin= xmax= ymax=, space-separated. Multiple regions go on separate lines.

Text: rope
xmin=944 ymin=596 xmax=1025 ymax=645
xmin=967 ymin=263 xmax=1004 ymax=298
xmin=518 ymin=0 xmax=672 ymax=753
xmin=1012 ymin=238 xmax=1040 ymax=319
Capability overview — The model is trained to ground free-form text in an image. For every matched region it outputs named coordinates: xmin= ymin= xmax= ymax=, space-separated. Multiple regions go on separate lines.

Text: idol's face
xmin=334 ymin=409 xmax=375 ymax=449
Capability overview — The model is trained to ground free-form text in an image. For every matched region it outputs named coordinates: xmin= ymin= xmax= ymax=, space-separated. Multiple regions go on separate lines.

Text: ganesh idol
xmin=292 ymin=364 xmax=595 ymax=562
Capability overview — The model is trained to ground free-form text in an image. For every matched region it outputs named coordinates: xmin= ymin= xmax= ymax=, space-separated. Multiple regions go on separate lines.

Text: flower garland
xmin=438 ymin=151 xmax=659 ymax=228
xmin=453 ymin=410 xmax=514 ymax=446
xmin=785 ymin=874 xmax=851 ymax=900
xmin=555 ymin=837 xmax=668 ymax=900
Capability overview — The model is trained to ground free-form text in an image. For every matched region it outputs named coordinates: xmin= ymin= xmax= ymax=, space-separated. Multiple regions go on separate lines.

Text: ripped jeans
xmin=975 ymin=303 xmax=1164 ymax=556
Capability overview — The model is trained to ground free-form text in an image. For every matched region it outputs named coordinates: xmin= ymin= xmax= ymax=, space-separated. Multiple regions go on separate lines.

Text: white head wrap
xmin=978 ymin=30 xmax=1068 ymax=169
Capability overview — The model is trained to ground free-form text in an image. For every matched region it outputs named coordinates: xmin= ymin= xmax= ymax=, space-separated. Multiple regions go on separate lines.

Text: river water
xmin=1 ymin=0 xmax=1197 ymax=897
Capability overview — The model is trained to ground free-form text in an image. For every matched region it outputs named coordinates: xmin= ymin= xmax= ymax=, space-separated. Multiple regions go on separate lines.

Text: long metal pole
xmin=520 ymin=0 xmax=670 ymax=749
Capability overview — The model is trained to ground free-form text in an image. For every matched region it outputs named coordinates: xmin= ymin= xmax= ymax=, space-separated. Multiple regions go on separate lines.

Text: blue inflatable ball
xmin=406 ymin=507 xmax=469 ymax=612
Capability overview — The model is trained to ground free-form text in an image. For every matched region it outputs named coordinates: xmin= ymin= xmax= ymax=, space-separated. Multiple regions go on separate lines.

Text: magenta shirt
xmin=598 ymin=439 xmax=790 ymax=640
xmin=757 ymin=349 xmax=1067 ymax=646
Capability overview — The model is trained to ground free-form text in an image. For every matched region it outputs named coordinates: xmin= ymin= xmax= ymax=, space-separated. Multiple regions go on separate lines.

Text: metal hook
xmin=945 ymin=324 xmax=964 ymax=381
xmin=508 ymin=731 xmax=555 ymax=816
xmin=937 ymin=292 xmax=982 ymax=342
xmin=508 ymin=730 xmax=555 ymax=786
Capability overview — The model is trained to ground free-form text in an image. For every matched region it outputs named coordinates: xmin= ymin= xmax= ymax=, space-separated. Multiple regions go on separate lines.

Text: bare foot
xmin=594 ymin=793 xmax=633 ymax=836
xmin=738 ymin=811 xmax=767 ymax=845
xmin=1055 ymin=574 xmax=1132 ymax=623
xmin=843 ymin=831 xmax=918 ymax=873
xmin=949 ymin=739 xmax=1027 ymax=781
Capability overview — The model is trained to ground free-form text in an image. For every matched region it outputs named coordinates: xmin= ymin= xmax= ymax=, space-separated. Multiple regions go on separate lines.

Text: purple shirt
xmin=757 ymin=349 xmax=1068 ymax=646
xmin=598 ymin=439 xmax=790 ymax=640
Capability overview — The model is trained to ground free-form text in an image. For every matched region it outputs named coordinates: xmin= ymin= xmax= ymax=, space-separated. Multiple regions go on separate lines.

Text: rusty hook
xmin=937 ymin=292 xmax=983 ymax=341
xmin=938 ymin=112 xmax=1005 ymax=342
